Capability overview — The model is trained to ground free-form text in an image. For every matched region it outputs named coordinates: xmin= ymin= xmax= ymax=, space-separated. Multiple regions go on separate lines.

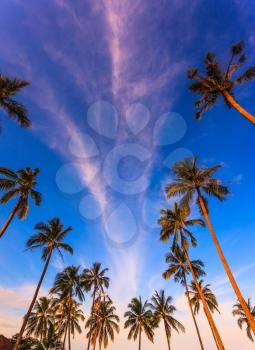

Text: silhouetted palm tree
xmin=188 ymin=41 xmax=255 ymax=124
xmin=149 ymin=290 xmax=185 ymax=350
xmin=0 ymin=73 xmax=31 ymax=130
xmin=81 ymin=262 xmax=109 ymax=350
xmin=0 ymin=167 xmax=41 ymax=238
xmin=233 ymin=299 xmax=255 ymax=342
xmin=163 ymin=247 xmax=205 ymax=350
xmin=86 ymin=300 xmax=119 ymax=349
xmin=50 ymin=266 xmax=84 ymax=350
xmin=14 ymin=218 xmax=73 ymax=350
xmin=26 ymin=297 xmax=54 ymax=342
xmin=124 ymin=297 xmax=155 ymax=350
xmin=159 ymin=202 xmax=224 ymax=349
xmin=165 ymin=157 xmax=255 ymax=336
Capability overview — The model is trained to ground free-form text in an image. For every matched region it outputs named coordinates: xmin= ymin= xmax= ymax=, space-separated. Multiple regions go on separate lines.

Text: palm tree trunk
xmin=183 ymin=273 xmax=205 ymax=350
xmin=87 ymin=288 xmax=96 ymax=350
xmin=0 ymin=199 xmax=20 ymax=238
xmin=197 ymin=190 xmax=255 ymax=337
xmin=138 ymin=328 xmax=142 ymax=350
xmin=68 ymin=320 xmax=71 ymax=350
xmin=164 ymin=320 xmax=171 ymax=350
xmin=183 ymin=248 xmax=225 ymax=350
xmin=206 ymin=308 xmax=220 ymax=350
xmin=222 ymin=91 xmax=255 ymax=125
xmin=13 ymin=249 xmax=53 ymax=350
xmin=62 ymin=322 xmax=68 ymax=350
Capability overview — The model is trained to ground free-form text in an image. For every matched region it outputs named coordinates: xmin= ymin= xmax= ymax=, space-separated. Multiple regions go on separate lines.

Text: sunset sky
xmin=0 ymin=0 xmax=255 ymax=349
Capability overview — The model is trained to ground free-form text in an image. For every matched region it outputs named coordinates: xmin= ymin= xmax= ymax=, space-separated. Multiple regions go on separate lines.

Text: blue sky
xmin=0 ymin=0 xmax=255 ymax=349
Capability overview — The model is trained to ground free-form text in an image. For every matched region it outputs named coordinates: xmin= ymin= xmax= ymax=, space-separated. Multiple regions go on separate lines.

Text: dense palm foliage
xmin=82 ymin=262 xmax=110 ymax=350
xmin=86 ymin=299 xmax=120 ymax=349
xmin=149 ymin=290 xmax=185 ymax=350
xmin=188 ymin=41 xmax=255 ymax=124
xmin=0 ymin=167 xmax=41 ymax=238
xmin=0 ymin=74 xmax=31 ymax=130
xmin=165 ymin=157 xmax=255 ymax=337
xmin=26 ymin=297 xmax=54 ymax=341
xmin=189 ymin=280 xmax=220 ymax=315
xmin=35 ymin=324 xmax=62 ymax=350
xmin=14 ymin=218 xmax=73 ymax=350
xmin=124 ymin=297 xmax=155 ymax=350
xmin=233 ymin=299 xmax=255 ymax=342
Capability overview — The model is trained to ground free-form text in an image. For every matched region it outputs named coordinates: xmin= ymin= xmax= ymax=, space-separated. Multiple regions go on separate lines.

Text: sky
xmin=0 ymin=0 xmax=255 ymax=349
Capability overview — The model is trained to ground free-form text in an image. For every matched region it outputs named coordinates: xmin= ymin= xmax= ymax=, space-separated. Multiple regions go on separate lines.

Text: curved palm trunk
xmin=197 ymin=190 xmax=255 ymax=337
xmin=183 ymin=273 xmax=205 ymax=350
xmin=183 ymin=248 xmax=225 ymax=350
xmin=0 ymin=199 xmax=20 ymax=238
xmin=206 ymin=308 xmax=220 ymax=350
xmin=164 ymin=320 xmax=171 ymax=350
xmin=87 ymin=288 xmax=96 ymax=350
xmin=138 ymin=328 xmax=142 ymax=350
xmin=14 ymin=249 xmax=53 ymax=350
xmin=223 ymin=91 xmax=255 ymax=125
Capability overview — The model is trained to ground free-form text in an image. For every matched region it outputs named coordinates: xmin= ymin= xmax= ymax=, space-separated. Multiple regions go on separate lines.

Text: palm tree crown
xmin=189 ymin=280 xmax=220 ymax=315
xmin=233 ymin=299 xmax=255 ymax=342
xmin=187 ymin=41 xmax=255 ymax=123
xmin=82 ymin=262 xmax=109 ymax=296
xmin=86 ymin=300 xmax=119 ymax=349
xmin=0 ymin=73 xmax=31 ymax=129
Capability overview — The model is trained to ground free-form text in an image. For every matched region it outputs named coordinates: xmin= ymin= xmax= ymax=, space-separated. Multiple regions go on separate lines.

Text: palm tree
xmin=189 ymin=280 xmax=220 ymax=315
xmin=26 ymin=297 xmax=54 ymax=342
xmin=0 ymin=167 xmax=41 ymax=238
xmin=158 ymin=202 xmax=224 ymax=349
xmin=81 ymin=262 xmax=110 ymax=350
xmin=14 ymin=218 xmax=73 ymax=350
xmin=85 ymin=299 xmax=119 ymax=350
xmin=165 ymin=157 xmax=255 ymax=336
xmin=233 ymin=299 xmax=255 ymax=342
xmin=50 ymin=266 xmax=85 ymax=350
xmin=35 ymin=323 xmax=63 ymax=350
xmin=0 ymin=73 xmax=31 ymax=130
xmin=55 ymin=298 xmax=85 ymax=350
xmin=149 ymin=290 xmax=185 ymax=350
xmin=163 ymin=247 xmax=205 ymax=350
xmin=187 ymin=40 xmax=255 ymax=124
xmin=124 ymin=297 xmax=155 ymax=350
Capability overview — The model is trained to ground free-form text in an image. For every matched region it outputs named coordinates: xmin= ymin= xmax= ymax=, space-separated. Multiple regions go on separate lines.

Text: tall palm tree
xmin=149 ymin=290 xmax=185 ymax=350
xmin=158 ymin=202 xmax=224 ymax=349
xmin=163 ymin=247 xmax=205 ymax=350
xmin=81 ymin=262 xmax=110 ymax=350
xmin=0 ymin=73 xmax=31 ymax=130
xmin=187 ymin=40 xmax=255 ymax=124
xmin=0 ymin=167 xmax=41 ymax=238
xmin=26 ymin=297 xmax=54 ymax=342
xmin=14 ymin=218 xmax=73 ymax=350
xmin=55 ymin=298 xmax=85 ymax=350
xmin=124 ymin=297 xmax=155 ymax=350
xmin=85 ymin=300 xmax=119 ymax=350
xmin=50 ymin=266 xmax=85 ymax=350
xmin=233 ymin=299 xmax=255 ymax=342
xmin=189 ymin=280 xmax=220 ymax=315
xmin=165 ymin=157 xmax=255 ymax=336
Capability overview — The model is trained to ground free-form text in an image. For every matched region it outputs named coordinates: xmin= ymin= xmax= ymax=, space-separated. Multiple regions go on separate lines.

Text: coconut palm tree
xmin=50 ymin=266 xmax=85 ymax=350
xmin=165 ymin=157 xmax=255 ymax=336
xmin=26 ymin=297 xmax=54 ymax=342
xmin=233 ymin=299 xmax=255 ymax=342
xmin=0 ymin=167 xmax=41 ymax=238
xmin=187 ymin=40 xmax=255 ymax=124
xmin=163 ymin=247 xmax=205 ymax=350
xmin=14 ymin=218 xmax=73 ymax=350
xmin=35 ymin=323 xmax=62 ymax=350
xmin=81 ymin=262 xmax=110 ymax=350
xmin=189 ymin=280 xmax=220 ymax=315
xmin=149 ymin=290 xmax=185 ymax=350
xmin=85 ymin=299 xmax=119 ymax=350
xmin=158 ymin=202 xmax=224 ymax=349
xmin=0 ymin=73 xmax=31 ymax=130
xmin=54 ymin=298 xmax=85 ymax=350
xmin=124 ymin=297 xmax=155 ymax=350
